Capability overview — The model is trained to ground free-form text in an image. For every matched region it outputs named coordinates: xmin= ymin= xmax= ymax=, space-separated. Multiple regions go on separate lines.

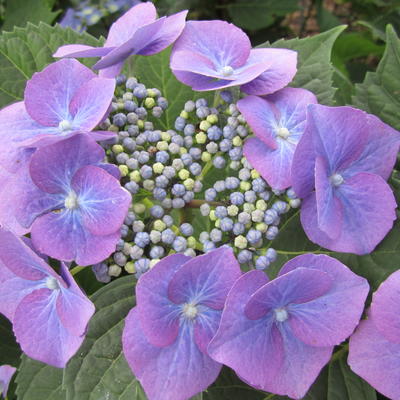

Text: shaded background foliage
xmin=0 ymin=0 xmax=399 ymax=400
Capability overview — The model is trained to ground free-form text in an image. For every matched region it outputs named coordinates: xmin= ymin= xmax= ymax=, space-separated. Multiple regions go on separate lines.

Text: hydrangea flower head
xmin=0 ymin=365 xmax=16 ymax=398
xmin=0 ymin=59 xmax=115 ymax=171
xmin=122 ymin=246 xmax=242 ymax=400
xmin=349 ymin=270 xmax=400 ymax=400
xmin=291 ymin=104 xmax=400 ymax=254
xmin=0 ymin=229 xmax=95 ymax=367
xmin=4 ymin=135 xmax=130 ymax=265
xmin=238 ymin=88 xmax=317 ymax=189
xmin=208 ymin=254 xmax=369 ymax=399
xmin=170 ymin=20 xmax=297 ymax=94
xmin=54 ymin=2 xmax=187 ymax=78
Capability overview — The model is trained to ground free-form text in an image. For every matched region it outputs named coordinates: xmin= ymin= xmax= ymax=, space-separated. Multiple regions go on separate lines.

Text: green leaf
xmin=0 ymin=22 xmax=103 ymax=107
xmin=64 ymin=276 xmax=140 ymax=400
xmin=128 ymin=47 xmax=213 ymax=131
xmin=263 ymin=25 xmax=347 ymax=105
xmin=0 ymin=314 xmax=21 ymax=367
xmin=353 ymin=25 xmax=400 ymax=130
xmin=227 ymin=0 xmax=299 ymax=31
xmin=3 ymin=0 xmax=60 ymax=31
xmin=327 ymin=353 xmax=376 ymax=400
xmin=15 ymin=355 xmax=66 ymax=400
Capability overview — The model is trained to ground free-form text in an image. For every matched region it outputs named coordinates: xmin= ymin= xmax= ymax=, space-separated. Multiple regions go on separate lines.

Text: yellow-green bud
xmin=180 ymin=110 xmax=189 ymax=119
xmin=137 ymin=120 xmax=144 ymax=129
xmin=183 ymin=178 xmax=194 ymax=191
xmin=199 ymin=120 xmax=211 ymax=131
xmin=232 ymin=136 xmax=242 ymax=147
xmin=243 ymin=203 xmax=255 ymax=213
xmin=215 ymin=219 xmax=221 ymax=228
xmin=144 ymin=97 xmax=156 ymax=108
xmin=179 ymin=169 xmax=190 ymax=180
xmin=201 ymin=151 xmax=211 ymax=162
xmin=209 ymin=210 xmax=217 ymax=221
xmin=156 ymin=141 xmax=168 ymax=151
xmin=153 ymin=162 xmax=164 ymax=174
xmin=206 ymin=114 xmax=218 ymax=124
xmin=150 ymin=259 xmax=160 ymax=268
xmin=234 ymin=235 xmax=248 ymax=249
xmin=251 ymin=169 xmax=260 ymax=179
xmin=124 ymin=261 xmax=136 ymax=274
xmin=240 ymin=181 xmax=251 ymax=191
xmin=256 ymin=222 xmax=268 ymax=232
xmin=147 ymin=88 xmax=157 ymax=97
xmin=195 ymin=132 xmax=207 ymax=144
xmin=108 ymin=264 xmax=121 ymax=277
xmin=154 ymin=219 xmax=166 ymax=231
xmin=118 ymin=165 xmax=129 ymax=177
xmin=133 ymin=203 xmax=146 ymax=214
xmin=112 ymin=144 xmax=124 ymax=154
xmin=227 ymin=205 xmax=239 ymax=216
xmin=187 ymin=236 xmax=196 ymax=248
xmin=161 ymin=132 xmax=171 ymax=141
xmin=179 ymin=147 xmax=188 ymax=155
xmin=143 ymin=179 xmax=154 ymax=191
xmin=109 ymin=124 xmax=119 ymax=132
xmin=130 ymin=170 xmax=141 ymax=183
xmin=256 ymin=199 xmax=267 ymax=211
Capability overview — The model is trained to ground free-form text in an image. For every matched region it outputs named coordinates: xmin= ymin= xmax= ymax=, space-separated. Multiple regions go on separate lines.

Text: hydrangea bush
xmin=0 ymin=2 xmax=400 ymax=400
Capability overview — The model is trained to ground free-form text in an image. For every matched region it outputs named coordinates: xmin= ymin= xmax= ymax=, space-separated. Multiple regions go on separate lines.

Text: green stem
xmin=70 ymin=266 xmax=85 ymax=276
xmin=187 ymin=199 xmax=224 ymax=208
xmin=199 ymin=160 xmax=213 ymax=182
xmin=213 ymin=90 xmax=222 ymax=108
xmin=142 ymin=197 xmax=154 ymax=208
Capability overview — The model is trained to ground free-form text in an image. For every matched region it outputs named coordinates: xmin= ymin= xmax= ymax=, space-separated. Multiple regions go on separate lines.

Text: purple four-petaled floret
xmin=122 ymin=246 xmax=242 ymax=400
xmin=239 ymin=87 xmax=317 ymax=190
xmin=0 ymin=59 xmax=115 ymax=172
xmin=208 ymin=254 xmax=369 ymax=399
xmin=170 ymin=20 xmax=297 ymax=94
xmin=291 ymin=104 xmax=400 ymax=254
xmin=4 ymin=135 xmax=130 ymax=266
xmin=349 ymin=269 xmax=400 ymax=400
xmin=0 ymin=229 xmax=95 ymax=368
xmin=54 ymin=2 xmax=187 ymax=78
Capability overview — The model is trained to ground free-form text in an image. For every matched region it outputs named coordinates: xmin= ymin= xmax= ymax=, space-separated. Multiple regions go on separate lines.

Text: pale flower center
xmin=64 ymin=191 xmax=79 ymax=210
xmin=58 ymin=119 xmax=72 ymax=132
xmin=46 ymin=276 xmax=60 ymax=290
xmin=277 ymin=127 xmax=290 ymax=139
xmin=274 ymin=307 xmax=288 ymax=322
xmin=330 ymin=173 xmax=344 ymax=187
xmin=221 ymin=65 xmax=234 ymax=77
xmin=182 ymin=303 xmax=198 ymax=320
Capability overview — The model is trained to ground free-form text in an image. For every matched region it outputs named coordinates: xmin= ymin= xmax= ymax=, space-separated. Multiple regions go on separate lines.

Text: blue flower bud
xmin=255 ymin=256 xmax=270 ymax=270
xmin=213 ymin=156 xmax=226 ymax=169
xmin=135 ymin=232 xmax=150 ymax=248
xmin=266 ymin=248 xmax=277 ymax=262
xmin=153 ymin=187 xmax=167 ymax=201
xmin=232 ymin=222 xmax=245 ymax=235
xmin=184 ymin=124 xmax=195 ymax=136
xmin=113 ymin=113 xmax=127 ymax=127
xmin=199 ymin=231 xmax=210 ymax=243
xmin=230 ymin=192 xmax=244 ymax=205
xmin=189 ymin=148 xmax=202 ymax=160
xmin=173 ymin=236 xmax=187 ymax=252
xmin=205 ymin=188 xmax=217 ymax=201
xmin=266 ymin=226 xmax=279 ymax=240
xmin=246 ymin=229 xmax=262 ymax=245
xmin=264 ymin=209 xmax=279 ymax=224
xmin=210 ymin=228 xmax=222 ymax=243
xmin=155 ymin=175 xmax=169 ymax=188
xmin=220 ymin=217 xmax=234 ymax=232
xmin=150 ymin=245 xmax=165 ymax=259
xmin=184 ymin=100 xmax=196 ymax=112
xmin=215 ymin=206 xmax=228 ymax=219
xmin=223 ymin=125 xmax=235 ymax=139
xmin=214 ymin=180 xmax=226 ymax=192
xmin=172 ymin=198 xmax=185 ymax=208
xmin=172 ymin=184 xmax=186 ymax=197
xmin=238 ymin=249 xmax=252 ymax=264
xmin=219 ymin=138 xmax=232 ymax=152
xmin=180 ymin=223 xmax=194 ymax=236
xmin=150 ymin=205 xmax=164 ymax=218
xmin=161 ymin=228 xmax=175 ymax=244
xmin=203 ymin=240 xmax=216 ymax=253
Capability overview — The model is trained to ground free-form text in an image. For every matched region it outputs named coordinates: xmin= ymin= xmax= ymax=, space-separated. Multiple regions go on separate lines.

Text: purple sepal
xmin=0 ymin=365 xmax=16 ymax=397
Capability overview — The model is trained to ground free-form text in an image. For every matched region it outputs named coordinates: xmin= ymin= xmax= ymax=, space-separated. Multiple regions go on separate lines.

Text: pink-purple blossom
xmin=170 ymin=20 xmax=297 ymax=94
xmin=208 ymin=254 xmax=369 ymax=399
xmin=0 ymin=59 xmax=115 ymax=172
xmin=238 ymin=87 xmax=317 ymax=190
xmin=291 ymin=104 xmax=400 ymax=254
xmin=0 ymin=229 xmax=95 ymax=367
xmin=122 ymin=247 xmax=242 ymax=400
xmin=0 ymin=365 xmax=16 ymax=398
xmin=3 ymin=135 xmax=130 ymax=265
xmin=54 ymin=2 xmax=187 ymax=78
xmin=349 ymin=270 xmax=400 ymax=400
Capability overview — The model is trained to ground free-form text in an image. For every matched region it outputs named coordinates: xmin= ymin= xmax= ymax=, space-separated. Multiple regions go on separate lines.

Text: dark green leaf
xmin=64 ymin=276 xmax=140 ymax=400
xmin=15 ymin=355 xmax=66 ymax=400
xmin=264 ymin=25 xmax=347 ymax=105
xmin=316 ymin=4 xmax=341 ymax=32
xmin=328 ymin=353 xmax=376 ymax=400
xmin=129 ymin=47 xmax=213 ymax=131
xmin=0 ymin=22 xmax=103 ymax=107
xmin=353 ymin=25 xmax=400 ymax=130
xmin=0 ymin=314 xmax=21 ymax=367
xmin=3 ymin=0 xmax=60 ymax=31
xmin=227 ymin=0 xmax=299 ymax=31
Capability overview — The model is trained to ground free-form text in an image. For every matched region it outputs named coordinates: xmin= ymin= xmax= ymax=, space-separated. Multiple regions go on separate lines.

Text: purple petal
xmin=123 ymin=307 xmax=221 ymax=400
xmin=167 ymin=246 xmax=242 ymax=309
xmin=29 ymin=135 xmax=105 ymax=194
xmin=279 ymin=254 xmax=369 ymax=347
xmin=370 ymin=270 xmax=400 ymax=343
xmin=13 ymin=289 xmax=85 ymax=367
xmin=71 ymin=165 xmax=131 ymax=235
xmin=56 ymin=263 xmax=95 ymax=337
xmin=69 ymin=77 xmax=115 ymax=131
xmin=0 ymin=365 xmax=16 ymax=397
xmin=31 ymin=211 xmax=120 ymax=266
xmin=98 ymin=62 xmax=124 ymax=78
xmin=105 ymin=2 xmax=156 ymax=47
xmin=349 ymin=317 xmax=400 ymax=400
xmin=194 ymin=307 xmax=222 ymax=354
xmin=244 ymin=137 xmax=295 ymax=190
xmin=53 ymin=44 xmax=114 ymax=58
xmin=314 ymin=156 xmax=343 ymax=239
xmin=94 ymin=17 xmax=166 ymax=70
xmin=241 ymin=48 xmax=297 ymax=95
xmin=301 ymin=172 xmax=397 ymax=254
xmin=137 ymin=10 xmax=188 ymax=56
xmin=172 ymin=20 xmax=251 ymax=69
xmin=24 ymin=59 xmax=96 ymax=127
xmin=136 ymin=254 xmax=191 ymax=347
xmin=87 ymin=130 xmax=117 ymax=142
xmin=244 ymin=267 xmax=332 ymax=320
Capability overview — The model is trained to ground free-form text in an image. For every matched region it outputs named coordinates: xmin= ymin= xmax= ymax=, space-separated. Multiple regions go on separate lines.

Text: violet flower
xmin=0 ymin=59 xmax=115 ymax=172
xmin=238 ymin=88 xmax=317 ymax=189
xmin=291 ymin=104 xmax=400 ymax=254
xmin=54 ymin=2 xmax=187 ymax=78
xmin=0 ymin=365 xmax=16 ymax=398
xmin=3 ymin=135 xmax=130 ymax=266
xmin=349 ymin=270 xmax=400 ymax=400
xmin=170 ymin=20 xmax=297 ymax=94
xmin=208 ymin=254 xmax=369 ymax=399
xmin=122 ymin=247 xmax=242 ymax=400
xmin=0 ymin=229 xmax=95 ymax=368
